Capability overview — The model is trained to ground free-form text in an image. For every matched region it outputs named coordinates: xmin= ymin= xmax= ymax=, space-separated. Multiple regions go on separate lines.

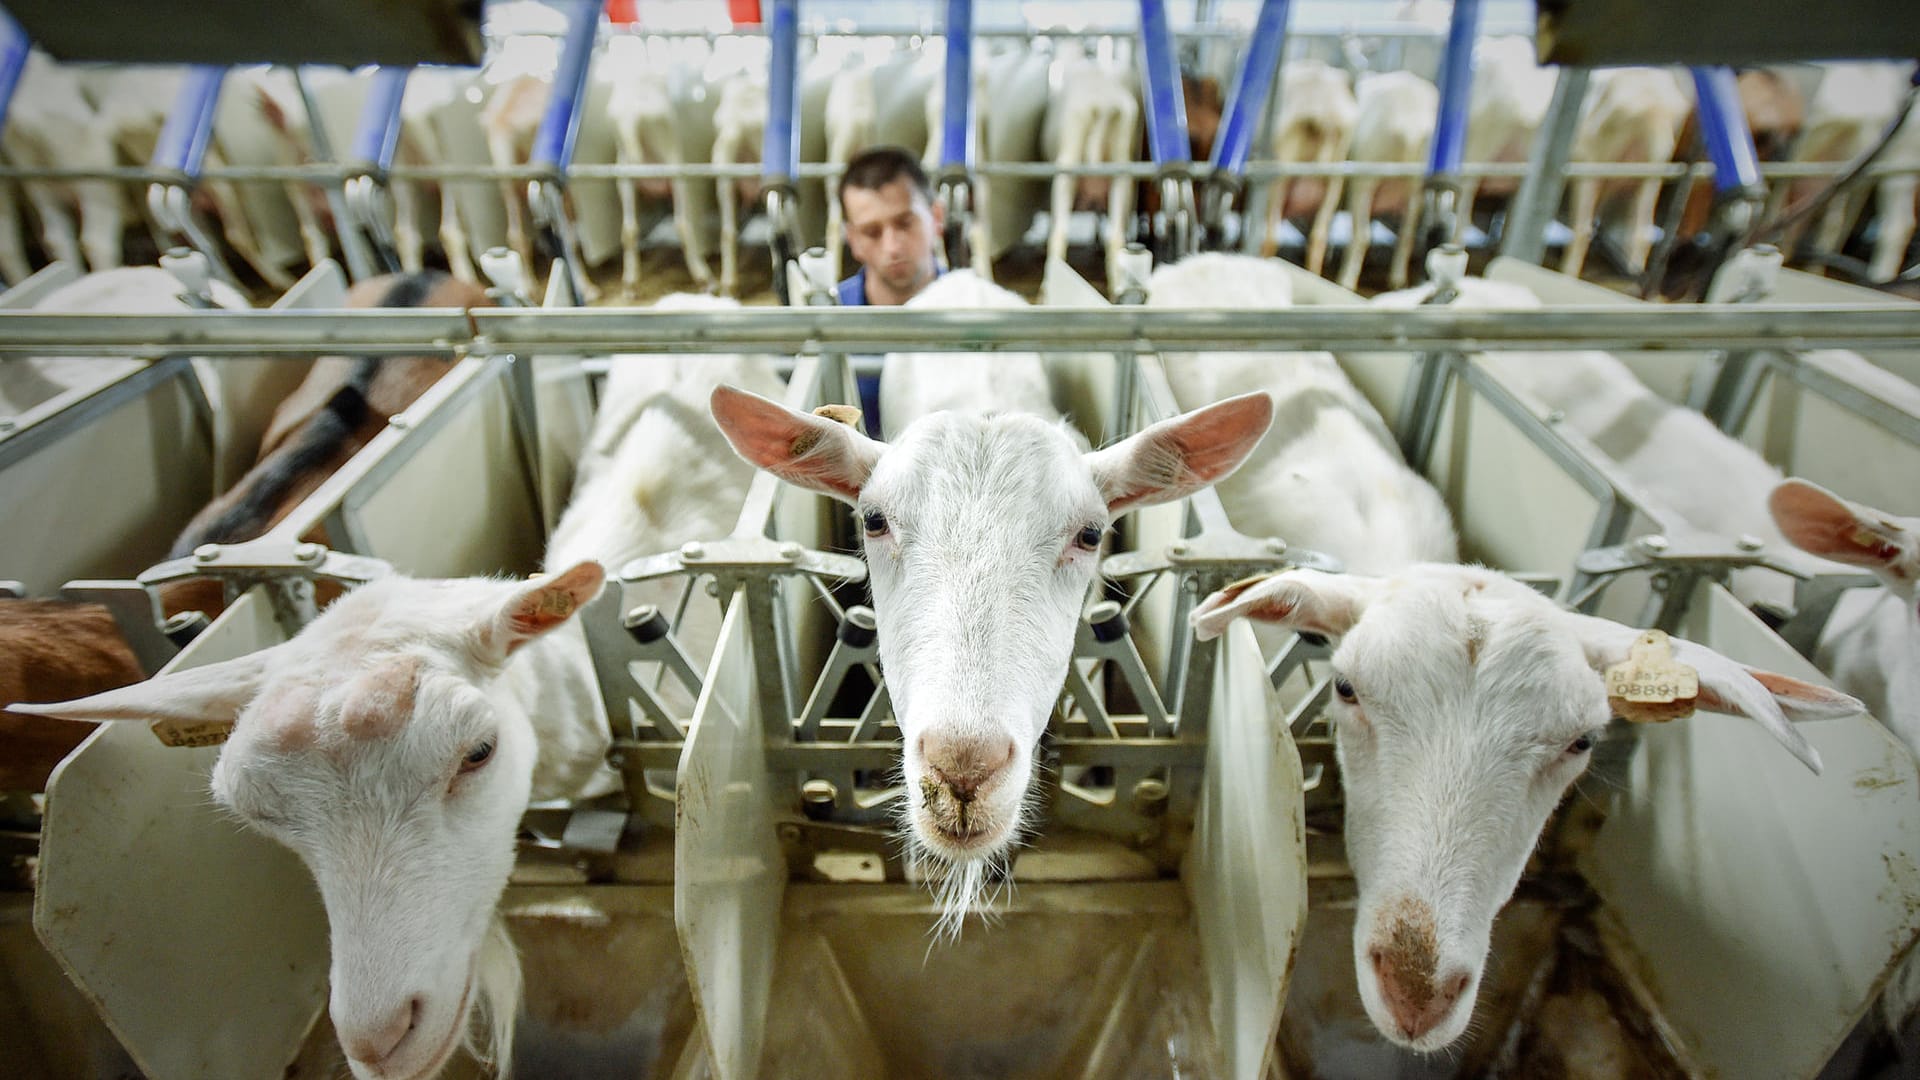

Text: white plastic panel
xmin=1485 ymin=255 xmax=1709 ymax=405
xmin=529 ymin=275 xmax=598 ymax=533
xmin=1737 ymin=350 xmax=1920 ymax=518
xmin=34 ymin=588 xmax=328 ymax=1080
xmin=1584 ymin=582 xmax=1920 ymax=1078
xmin=1039 ymin=257 xmax=1127 ymax=446
xmin=191 ymin=261 xmax=338 ymax=492
xmin=675 ymin=587 xmax=785 ymax=1080
xmin=0 ymin=261 xmax=81 ymax=308
xmin=1186 ymin=618 xmax=1309 ymax=1079
xmin=1769 ymin=268 xmax=1920 ymax=388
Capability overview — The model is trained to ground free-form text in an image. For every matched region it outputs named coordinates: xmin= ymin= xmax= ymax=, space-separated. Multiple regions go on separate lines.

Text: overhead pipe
xmin=343 ymin=66 xmax=413 ymax=276
xmin=527 ymin=0 xmax=598 ymax=304
xmin=0 ymin=8 xmax=29 ymax=140
xmin=763 ymin=0 xmax=805 ymax=304
xmin=1202 ymin=0 xmax=1291 ymax=247
xmin=1421 ymin=0 xmax=1482 ymax=254
xmin=147 ymin=66 xmax=241 ymax=287
xmin=1138 ymin=0 xmax=1197 ymax=260
xmin=935 ymin=0 xmax=975 ymax=273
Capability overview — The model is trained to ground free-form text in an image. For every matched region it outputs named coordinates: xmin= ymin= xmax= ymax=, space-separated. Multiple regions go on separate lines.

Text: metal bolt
xmin=778 ymin=823 xmax=802 ymax=843
xmin=1638 ymin=534 xmax=1670 ymax=554
xmin=194 ymin=544 xmax=220 ymax=562
xmin=779 ymin=541 xmax=803 ymax=561
xmin=606 ymin=752 xmax=626 ymax=769
xmin=294 ymin=542 xmax=325 ymax=563
xmin=1736 ymin=535 xmax=1764 ymax=552
xmin=1264 ymin=537 xmax=1287 ymax=555
xmin=389 ymin=415 xmax=412 ymax=431
xmin=704 ymin=579 xmax=721 ymax=597
xmin=802 ymin=778 xmax=838 ymax=806
xmin=1131 ymin=777 xmax=1170 ymax=815
xmin=681 ymin=541 xmax=706 ymax=561
xmin=1169 ymin=541 xmax=1190 ymax=557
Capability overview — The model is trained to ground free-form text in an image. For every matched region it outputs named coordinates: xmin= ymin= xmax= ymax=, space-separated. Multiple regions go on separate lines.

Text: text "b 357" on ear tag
xmin=1605 ymin=628 xmax=1700 ymax=724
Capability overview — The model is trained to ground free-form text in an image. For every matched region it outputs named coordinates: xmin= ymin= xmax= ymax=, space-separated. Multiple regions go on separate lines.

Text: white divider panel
xmin=674 ymin=587 xmax=785 ymax=1079
xmin=1266 ymin=258 xmax=1368 ymax=310
xmin=329 ymin=357 xmax=544 ymax=578
xmin=1583 ymin=581 xmax=1920 ymax=1078
xmin=35 ymin=588 xmax=328 ymax=1080
xmin=529 ymin=273 xmax=597 ymax=533
xmin=1741 ymin=349 xmax=1920 ymax=517
xmin=1039 ymin=256 xmax=1126 ymax=445
xmin=1186 ymin=619 xmax=1309 ymax=1079
xmin=0 ymin=360 xmax=212 ymax=593
xmin=193 ymin=261 xmax=338 ymax=492
xmin=1485 ymin=255 xmax=1709 ymax=404
xmin=0 ymin=261 xmax=81 ymax=308
xmin=1769 ymin=268 xmax=1920 ymax=387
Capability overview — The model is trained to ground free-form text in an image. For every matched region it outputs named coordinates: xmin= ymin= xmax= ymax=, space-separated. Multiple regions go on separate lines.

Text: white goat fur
xmin=1262 ymin=59 xmax=1358 ymax=276
xmin=711 ymin=74 xmax=768 ymax=297
xmin=601 ymin=45 xmax=714 ymax=297
xmin=1563 ymin=67 xmax=1690 ymax=278
xmin=1039 ymin=44 xmax=1139 ymax=293
xmin=1777 ymin=63 xmax=1917 ymax=281
xmin=0 ymin=51 xmax=124 ymax=285
xmin=823 ymin=65 xmax=878 ymax=283
xmin=879 ymin=270 xmax=1055 ymax=435
xmin=1338 ymin=71 xmax=1439 ymax=292
xmin=712 ymin=274 xmax=1272 ymax=938
xmin=15 ymin=294 xmax=781 ymax=1079
xmin=1458 ymin=36 xmax=1557 ymax=241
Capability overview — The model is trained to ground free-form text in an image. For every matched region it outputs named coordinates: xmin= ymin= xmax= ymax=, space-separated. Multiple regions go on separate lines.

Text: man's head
xmin=839 ymin=146 xmax=944 ymax=304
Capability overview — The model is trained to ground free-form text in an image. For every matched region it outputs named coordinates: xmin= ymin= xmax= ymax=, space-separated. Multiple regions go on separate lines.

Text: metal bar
xmin=351 ymin=66 xmax=410 ymax=171
xmin=764 ymin=0 xmax=800 ymax=186
xmin=0 ymin=8 xmax=30 ymax=138
xmin=1690 ymin=65 xmax=1761 ymax=195
xmin=1502 ymin=66 xmax=1588 ymax=264
xmin=150 ymin=66 xmax=226 ymax=180
xmin=5 ymin=305 xmax=1919 ymax=357
xmin=939 ymin=0 xmax=974 ymax=171
xmin=1207 ymin=0 xmax=1290 ymax=180
xmin=529 ymin=0 xmax=598 ymax=176
xmin=496 ymin=22 xmax=1497 ymax=43
xmin=293 ymin=69 xmax=376 ymax=283
xmin=1427 ymin=0 xmax=1482 ymax=180
xmin=1137 ymin=0 xmax=1189 ymax=167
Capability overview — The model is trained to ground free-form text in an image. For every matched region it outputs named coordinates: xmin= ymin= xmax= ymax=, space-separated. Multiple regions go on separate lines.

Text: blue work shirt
xmin=834 ymin=265 xmax=945 ymax=307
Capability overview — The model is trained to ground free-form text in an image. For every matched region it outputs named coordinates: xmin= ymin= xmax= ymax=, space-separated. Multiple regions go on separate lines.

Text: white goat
xmin=1338 ymin=71 xmax=1439 ymax=292
xmin=0 ymin=51 xmax=123 ymax=284
xmin=1562 ymin=67 xmax=1691 ymax=278
xmin=16 ymin=293 xmax=781 ymax=1079
xmin=1261 ymin=59 xmax=1358 ymax=276
xmin=712 ymin=269 xmax=1272 ymax=936
xmin=601 ymin=47 xmax=713 ymax=298
xmin=1458 ymin=36 xmax=1556 ymax=243
xmin=711 ymin=73 xmax=768 ymax=298
xmin=1192 ymin=563 xmax=1858 ymax=1051
xmin=1776 ymin=63 xmax=1908 ymax=270
xmin=1039 ymin=43 xmax=1138 ymax=291
xmin=878 ymin=270 xmax=1055 ymax=433
xmin=823 ymin=64 xmax=877 ymax=284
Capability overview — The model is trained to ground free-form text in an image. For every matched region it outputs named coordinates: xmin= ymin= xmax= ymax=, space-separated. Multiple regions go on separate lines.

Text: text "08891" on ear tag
xmin=1605 ymin=628 xmax=1700 ymax=724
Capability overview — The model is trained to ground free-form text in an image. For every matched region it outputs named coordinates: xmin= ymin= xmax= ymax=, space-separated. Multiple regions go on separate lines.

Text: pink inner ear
xmin=505 ymin=562 xmax=605 ymax=646
xmin=1163 ymin=392 xmax=1274 ymax=484
xmin=1770 ymin=480 xmax=1889 ymax=565
xmin=710 ymin=385 xmax=869 ymax=500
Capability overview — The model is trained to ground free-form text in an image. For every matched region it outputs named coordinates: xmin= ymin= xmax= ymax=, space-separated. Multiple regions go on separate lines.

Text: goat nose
xmin=1369 ymin=946 xmax=1472 ymax=1040
xmin=918 ymin=733 xmax=1015 ymax=800
xmin=342 ymin=996 xmax=420 ymax=1066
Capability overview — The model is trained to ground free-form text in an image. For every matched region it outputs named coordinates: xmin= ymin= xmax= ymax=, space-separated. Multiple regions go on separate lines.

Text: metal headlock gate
xmin=0 ymin=247 xmax=1915 ymax=1077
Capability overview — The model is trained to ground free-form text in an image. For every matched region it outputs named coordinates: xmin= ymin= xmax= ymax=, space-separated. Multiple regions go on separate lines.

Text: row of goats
xmin=1 ymin=255 xmax=1917 ymax=1073
xmin=5 ymin=20 xmax=1919 ymax=305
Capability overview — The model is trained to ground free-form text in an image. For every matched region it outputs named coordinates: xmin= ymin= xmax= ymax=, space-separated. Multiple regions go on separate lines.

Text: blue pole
xmin=1691 ymin=65 xmax=1761 ymax=194
xmin=351 ymin=66 xmax=410 ymax=171
xmin=528 ymin=0 xmax=598 ymax=175
xmin=1137 ymin=0 xmax=1190 ymax=166
xmin=1207 ymin=0 xmax=1291 ymax=179
xmin=764 ymin=0 xmax=800 ymax=183
xmin=939 ymin=0 xmax=974 ymax=172
xmin=1426 ymin=0 xmax=1482 ymax=178
xmin=150 ymin=66 xmax=227 ymax=179
xmin=0 ymin=8 xmax=29 ymax=140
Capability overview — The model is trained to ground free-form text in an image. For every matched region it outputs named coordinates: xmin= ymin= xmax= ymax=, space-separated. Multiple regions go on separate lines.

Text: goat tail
xmin=468 ymin=914 xmax=523 ymax=1077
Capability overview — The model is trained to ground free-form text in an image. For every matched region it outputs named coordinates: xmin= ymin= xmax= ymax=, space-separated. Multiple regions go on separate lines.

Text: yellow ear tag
xmin=152 ymin=718 xmax=235 ymax=748
xmin=812 ymin=403 xmax=863 ymax=429
xmin=1605 ymin=629 xmax=1701 ymax=723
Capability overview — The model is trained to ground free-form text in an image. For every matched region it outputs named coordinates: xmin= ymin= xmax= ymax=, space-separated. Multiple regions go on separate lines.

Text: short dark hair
xmin=838 ymin=146 xmax=934 ymax=212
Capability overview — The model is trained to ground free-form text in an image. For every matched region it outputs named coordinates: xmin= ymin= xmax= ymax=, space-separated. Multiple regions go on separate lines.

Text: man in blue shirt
xmin=836 ymin=146 xmax=946 ymax=308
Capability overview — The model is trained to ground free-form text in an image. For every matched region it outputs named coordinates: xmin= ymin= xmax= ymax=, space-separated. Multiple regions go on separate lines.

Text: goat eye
xmin=1567 ymin=733 xmax=1596 ymax=755
xmin=1076 ymin=524 xmax=1104 ymax=550
xmin=1333 ymin=677 xmax=1356 ymax=703
xmin=460 ymin=740 xmax=495 ymax=773
xmin=862 ymin=510 xmax=888 ymax=537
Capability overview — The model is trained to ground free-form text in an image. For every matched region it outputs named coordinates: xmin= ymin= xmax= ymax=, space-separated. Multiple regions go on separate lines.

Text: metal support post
xmin=147 ymin=66 xmax=242 ymax=288
xmin=935 ymin=0 xmax=976 ymax=271
xmin=763 ymin=0 xmax=803 ymax=304
xmin=1501 ymin=66 xmax=1589 ymax=265
xmin=1138 ymin=0 xmax=1197 ymax=260
xmin=1201 ymin=0 xmax=1291 ymax=248
xmin=1421 ymin=0 xmax=1482 ymax=252
xmin=527 ymin=0 xmax=597 ymax=306
xmin=343 ymin=65 xmax=411 ymax=276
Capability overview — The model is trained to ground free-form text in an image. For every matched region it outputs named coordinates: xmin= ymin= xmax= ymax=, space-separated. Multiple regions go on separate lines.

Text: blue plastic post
xmin=0 ymin=8 xmax=29 ymax=139
xmin=1137 ymin=0 xmax=1190 ymax=166
xmin=764 ymin=0 xmax=800 ymax=183
xmin=150 ymin=66 xmax=227 ymax=179
xmin=1426 ymin=0 xmax=1482 ymax=178
xmin=1691 ymin=65 xmax=1761 ymax=194
xmin=939 ymin=0 xmax=974 ymax=171
xmin=352 ymin=66 xmax=411 ymax=170
xmin=528 ymin=0 xmax=598 ymax=174
xmin=1207 ymin=0 xmax=1291 ymax=178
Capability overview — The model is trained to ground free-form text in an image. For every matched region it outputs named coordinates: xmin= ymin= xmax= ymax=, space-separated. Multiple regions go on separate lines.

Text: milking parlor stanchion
xmin=146 ymin=66 xmax=244 ymax=289
xmin=526 ymin=0 xmax=598 ymax=306
xmin=762 ymin=0 xmax=811 ymax=305
xmin=341 ymin=65 xmax=414 ymax=278
xmin=1199 ymin=0 xmax=1290 ymax=251
xmin=934 ymin=0 xmax=976 ymax=273
xmin=1137 ymin=0 xmax=1198 ymax=263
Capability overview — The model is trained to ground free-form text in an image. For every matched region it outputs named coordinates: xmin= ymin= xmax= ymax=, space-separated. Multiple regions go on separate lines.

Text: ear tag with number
xmin=1605 ymin=629 xmax=1700 ymax=724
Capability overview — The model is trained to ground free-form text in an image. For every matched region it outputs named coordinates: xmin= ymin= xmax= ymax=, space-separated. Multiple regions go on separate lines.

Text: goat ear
xmin=1769 ymin=479 xmax=1916 ymax=583
xmin=710 ymin=384 xmax=882 ymax=505
xmin=1564 ymin=612 xmax=1860 ymax=775
xmin=481 ymin=562 xmax=606 ymax=662
xmin=1086 ymin=391 xmax=1273 ymax=514
xmin=1190 ymin=568 xmax=1380 ymax=642
xmin=7 ymin=650 xmax=272 ymax=729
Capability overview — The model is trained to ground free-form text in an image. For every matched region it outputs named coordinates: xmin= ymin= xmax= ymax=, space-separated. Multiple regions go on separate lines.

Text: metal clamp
xmin=139 ymin=539 xmax=391 ymax=634
xmin=147 ymin=66 xmax=242 ymax=289
xmin=1573 ymin=531 xmax=1807 ymax=630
